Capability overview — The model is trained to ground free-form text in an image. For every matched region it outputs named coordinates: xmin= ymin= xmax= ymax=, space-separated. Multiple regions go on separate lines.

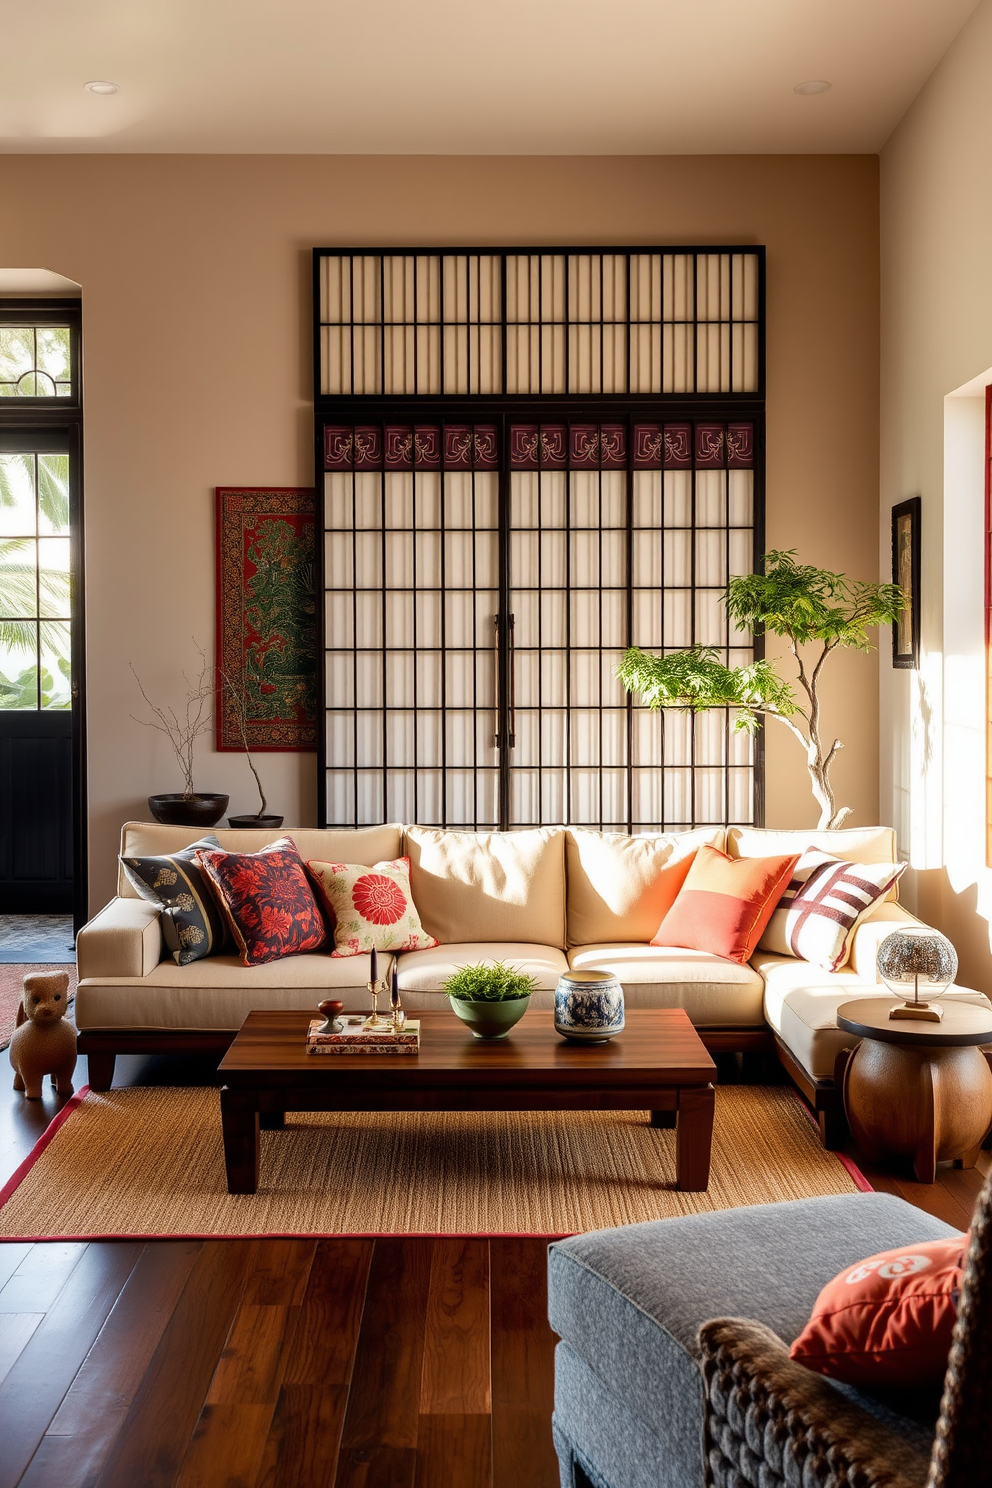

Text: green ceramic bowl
xmin=448 ymin=993 xmax=531 ymax=1040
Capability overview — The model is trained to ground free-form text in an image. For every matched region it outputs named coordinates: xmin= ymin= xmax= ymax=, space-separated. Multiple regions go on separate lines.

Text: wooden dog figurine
xmin=10 ymin=971 xmax=76 ymax=1099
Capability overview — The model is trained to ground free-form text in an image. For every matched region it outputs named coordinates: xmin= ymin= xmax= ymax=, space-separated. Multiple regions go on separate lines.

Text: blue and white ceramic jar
xmin=554 ymin=970 xmax=625 ymax=1043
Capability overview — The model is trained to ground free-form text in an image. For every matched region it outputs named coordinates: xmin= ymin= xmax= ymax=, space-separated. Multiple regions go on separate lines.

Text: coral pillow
xmin=196 ymin=837 xmax=326 ymax=967
xmin=758 ymin=848 xmax=908 ymax=971
xmin=308 ymin=856 xmax=439 ymax=957
xmin=651 ymin=846 xmax=799 ymax=964
xmin=790 ymin=1233 xmax=967 ymax=1388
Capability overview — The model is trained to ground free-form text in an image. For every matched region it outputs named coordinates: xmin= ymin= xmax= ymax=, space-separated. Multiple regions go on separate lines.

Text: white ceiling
xmin=0 ymin=0 xmax=980 ymax=155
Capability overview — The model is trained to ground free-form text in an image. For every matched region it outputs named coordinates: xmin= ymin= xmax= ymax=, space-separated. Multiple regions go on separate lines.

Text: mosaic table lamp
xmin=876 ymin=925 xmax=958 ymax=1023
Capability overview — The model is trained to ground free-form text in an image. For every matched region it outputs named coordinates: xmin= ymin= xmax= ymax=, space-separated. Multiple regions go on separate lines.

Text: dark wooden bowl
xmin=147 ymin=793 xmax=229 ymax=828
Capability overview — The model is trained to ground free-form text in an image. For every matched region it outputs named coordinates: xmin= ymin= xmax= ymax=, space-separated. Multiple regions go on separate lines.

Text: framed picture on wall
xmin=891 ymin=496 xmax=921 ymax=669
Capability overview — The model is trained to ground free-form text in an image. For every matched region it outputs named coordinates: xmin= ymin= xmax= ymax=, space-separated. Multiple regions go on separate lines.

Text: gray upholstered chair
xmin=548 ymin=1173 xmax=990 ymax=1488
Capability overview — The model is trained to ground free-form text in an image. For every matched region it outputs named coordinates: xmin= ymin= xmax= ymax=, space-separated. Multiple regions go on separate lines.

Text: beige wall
xmin=0 ymin=154 xmax=879 ymax=910
xmin=881 ymin=0 xmax=992 ymax=989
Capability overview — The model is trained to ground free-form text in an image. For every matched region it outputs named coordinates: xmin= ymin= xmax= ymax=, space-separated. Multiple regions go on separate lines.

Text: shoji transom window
xmin=314 ymin=247 xmax=765 ymax=833
xmin=317 ymin=251 xmax=761 ymax=399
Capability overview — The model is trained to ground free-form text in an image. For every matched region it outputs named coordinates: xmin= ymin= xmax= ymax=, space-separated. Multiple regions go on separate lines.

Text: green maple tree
xmin=618 ymin=550 xmax=906 ymax=828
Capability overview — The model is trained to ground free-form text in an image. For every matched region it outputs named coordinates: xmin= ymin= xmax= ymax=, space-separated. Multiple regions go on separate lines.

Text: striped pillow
xmin=758 ymin=850 xmax=907 ymax=971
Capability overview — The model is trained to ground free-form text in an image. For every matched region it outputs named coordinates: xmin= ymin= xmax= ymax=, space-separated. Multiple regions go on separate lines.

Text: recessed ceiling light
xmin=793 ymin=80 xmax=831 ymax=96
xmin=84 ymin=81 xmax=120 ymax=95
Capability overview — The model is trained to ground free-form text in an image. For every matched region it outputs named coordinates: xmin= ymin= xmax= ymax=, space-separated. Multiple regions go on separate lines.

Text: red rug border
xmin=0 ymin=1083 xmax=90 ymax=1212
xmin=0 ymin=1082 xmax=874 ymax=1243
xmin=795 ymin=1100 xmax=874 ymax=1193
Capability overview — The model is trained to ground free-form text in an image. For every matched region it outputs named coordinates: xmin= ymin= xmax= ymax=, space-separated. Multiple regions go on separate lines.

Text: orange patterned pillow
xmin=790 ymin=1233 xmax=967 ymax=1388
xmin=651 ymin=845 xmax=799 ymax=964
xmin=308 ymin=855 xmax=438 ymax=957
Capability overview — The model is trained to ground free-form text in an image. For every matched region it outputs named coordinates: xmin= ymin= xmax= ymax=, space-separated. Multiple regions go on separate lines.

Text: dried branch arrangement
xmin=130 ymin=642 xmax=213 ymax=800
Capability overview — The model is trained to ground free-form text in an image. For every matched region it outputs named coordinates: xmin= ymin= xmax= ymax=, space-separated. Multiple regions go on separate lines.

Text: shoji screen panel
xmin=627 ymin=422 xmax=756 ymax=829
xmin=323 ymin=425 xmax=500 ymax=826
xmin=317 ymin=250 xmax=762 ymax=399
xmin=321 ymin=417 xmax=759 ymax=832
xmin=505 ymin=421 xmax=756 ymax=833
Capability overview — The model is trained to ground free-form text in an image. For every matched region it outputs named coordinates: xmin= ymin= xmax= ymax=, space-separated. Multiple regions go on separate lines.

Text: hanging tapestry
xmin=215 ymin=487 xmax=318 ymax=752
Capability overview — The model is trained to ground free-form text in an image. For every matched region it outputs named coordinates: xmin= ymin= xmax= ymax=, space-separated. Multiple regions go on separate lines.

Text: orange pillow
xmin=651 ymin=846 xmax=799 ymax=964
xmin=790 ymin=1234 xmax=967 ymax=1388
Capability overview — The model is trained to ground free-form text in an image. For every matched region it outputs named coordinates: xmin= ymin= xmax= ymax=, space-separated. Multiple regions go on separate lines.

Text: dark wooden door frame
xmin=0 ymin=298 xmax=86 ymax=929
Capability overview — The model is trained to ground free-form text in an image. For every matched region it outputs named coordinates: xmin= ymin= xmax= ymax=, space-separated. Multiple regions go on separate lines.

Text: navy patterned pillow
xmin=120 ymin=835 xmax=229 ymax=965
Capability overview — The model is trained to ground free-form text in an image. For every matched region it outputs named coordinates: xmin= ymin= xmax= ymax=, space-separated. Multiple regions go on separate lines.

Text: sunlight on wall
xmin=942 ymin=385 xmax=992 ymax=937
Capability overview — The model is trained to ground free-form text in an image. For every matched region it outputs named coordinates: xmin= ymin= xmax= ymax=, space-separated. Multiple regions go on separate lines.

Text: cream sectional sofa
xmin=76 ymin=819 xmax=986 ymax=1146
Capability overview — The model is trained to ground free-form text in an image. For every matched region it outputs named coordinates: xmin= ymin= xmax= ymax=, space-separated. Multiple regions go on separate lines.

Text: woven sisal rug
xmin=0 ymin=1083 xmax=869 ymax=1239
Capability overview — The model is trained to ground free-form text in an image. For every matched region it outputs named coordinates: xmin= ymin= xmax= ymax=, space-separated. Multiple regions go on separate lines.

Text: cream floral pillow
xmin=307 ymin=855 xmax=438 ymax=957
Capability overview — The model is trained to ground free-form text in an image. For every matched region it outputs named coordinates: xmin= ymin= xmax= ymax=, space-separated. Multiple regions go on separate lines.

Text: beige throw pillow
xmin=404 ymin=826 xmax=566 ymax=948
xmin=565 ymin=826 xmax=725 ymax=947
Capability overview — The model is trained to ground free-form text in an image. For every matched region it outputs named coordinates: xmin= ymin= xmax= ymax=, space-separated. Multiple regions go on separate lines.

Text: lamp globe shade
xmin=876 ymin=926 xmax=957 ymax=1001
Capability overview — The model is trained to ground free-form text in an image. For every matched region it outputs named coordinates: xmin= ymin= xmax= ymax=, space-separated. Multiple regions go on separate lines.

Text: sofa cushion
xmin=565 ymin=826 xmax=724 ymax=948
xmin=74 ymin=951 xmax=394 ymax=1032
xmin=757 ymin=952 xmax=992 ymax=1080
xmin=404 ymin=826 xmax=566 ymax=948
xmin=117 ymin=823 xmax=403 ymax=899
xmin=848 ymin=902 xmax=927 ymax=979
xmin=567 ymin=943 xmax=765 ymax=1026
xmin=547 ymin=1194 xmax=956 ymax=1485
xmin=726 ymin=825 xmax=901 ymax=901
xmin=396 ymin=943 xmax=568 ymax=1006
xmin=651 ymin=846 xmax=799 ymax=964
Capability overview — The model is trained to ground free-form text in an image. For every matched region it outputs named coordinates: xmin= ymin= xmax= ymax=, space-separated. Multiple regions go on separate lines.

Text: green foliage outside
xmin=618 ymin=550 xmax=907 ymax=829
xmin=0 ymin=658 xmax=71 ymax=709
xmin=243 ymin=519 xmax=317 ymax=720
xmin=443 ymin=962 xmax=539 ymax=1002
xmin=0 ymin=453 xmax=72 ymax=710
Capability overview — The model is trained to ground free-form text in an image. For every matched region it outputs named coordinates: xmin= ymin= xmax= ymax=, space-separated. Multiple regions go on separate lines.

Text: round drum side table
xmin=837 ymin=997 xmax=992 ymax=1184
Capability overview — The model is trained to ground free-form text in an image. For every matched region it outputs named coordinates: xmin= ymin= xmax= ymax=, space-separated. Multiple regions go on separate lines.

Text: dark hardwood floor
xmin=0 ymin=1051 xmax=986 ymax=1488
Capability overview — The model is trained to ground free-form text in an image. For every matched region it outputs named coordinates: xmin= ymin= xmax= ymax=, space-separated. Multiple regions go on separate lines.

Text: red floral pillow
xmin=196 ymin=837 xmax=327 ymax=966
xmin=307 ymin=856 xmax=438 ymax=956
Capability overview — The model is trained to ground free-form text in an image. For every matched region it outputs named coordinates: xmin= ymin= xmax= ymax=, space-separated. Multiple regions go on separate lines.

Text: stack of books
xmin=306 ymin=1017 xmax=420 ymax=1056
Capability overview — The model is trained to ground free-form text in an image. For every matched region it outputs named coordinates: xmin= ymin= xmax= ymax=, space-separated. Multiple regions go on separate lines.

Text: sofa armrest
xmin=848 ymin=902 xmax=926 ymax=981
xmin=77 ymin=898 xmax=164 ymax=979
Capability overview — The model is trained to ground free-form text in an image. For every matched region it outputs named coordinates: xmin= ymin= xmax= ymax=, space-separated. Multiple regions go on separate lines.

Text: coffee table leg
xmin=221 ymin=1087 xmax=260 ymax=1194
xmin=676 ymin=1085 xmax=715 ymax=1191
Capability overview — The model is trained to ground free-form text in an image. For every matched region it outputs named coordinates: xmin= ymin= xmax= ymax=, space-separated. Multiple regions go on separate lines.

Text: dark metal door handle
xmin=507 ymin=613 xmax=516 ymax=749
xmin=493 ymin=614 xmax=500 ymax=748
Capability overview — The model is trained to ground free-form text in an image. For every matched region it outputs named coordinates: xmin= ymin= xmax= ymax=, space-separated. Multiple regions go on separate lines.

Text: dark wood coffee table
xmin=217 ymin=1006 xmax=717 ymax=1195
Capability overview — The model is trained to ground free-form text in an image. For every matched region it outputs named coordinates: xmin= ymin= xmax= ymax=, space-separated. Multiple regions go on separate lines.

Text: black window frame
xmin=0 ymin=296 xmax=86 ymax=925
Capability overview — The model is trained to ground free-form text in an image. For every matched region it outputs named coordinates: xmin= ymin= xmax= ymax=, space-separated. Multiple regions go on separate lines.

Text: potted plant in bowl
xmin=443 ymin=962 xmax=538 ymax=1040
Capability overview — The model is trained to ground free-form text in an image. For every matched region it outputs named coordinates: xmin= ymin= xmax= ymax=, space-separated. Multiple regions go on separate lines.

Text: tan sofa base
xmin=77 ymin=819 xmax=931 ymax=1143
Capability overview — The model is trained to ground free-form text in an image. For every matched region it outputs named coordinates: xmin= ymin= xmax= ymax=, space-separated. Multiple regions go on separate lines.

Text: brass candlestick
xmin=364 ymin=977 xmax=389 ymax=1030
xmin=390 ymin=966 xmax=405 ymax=1031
